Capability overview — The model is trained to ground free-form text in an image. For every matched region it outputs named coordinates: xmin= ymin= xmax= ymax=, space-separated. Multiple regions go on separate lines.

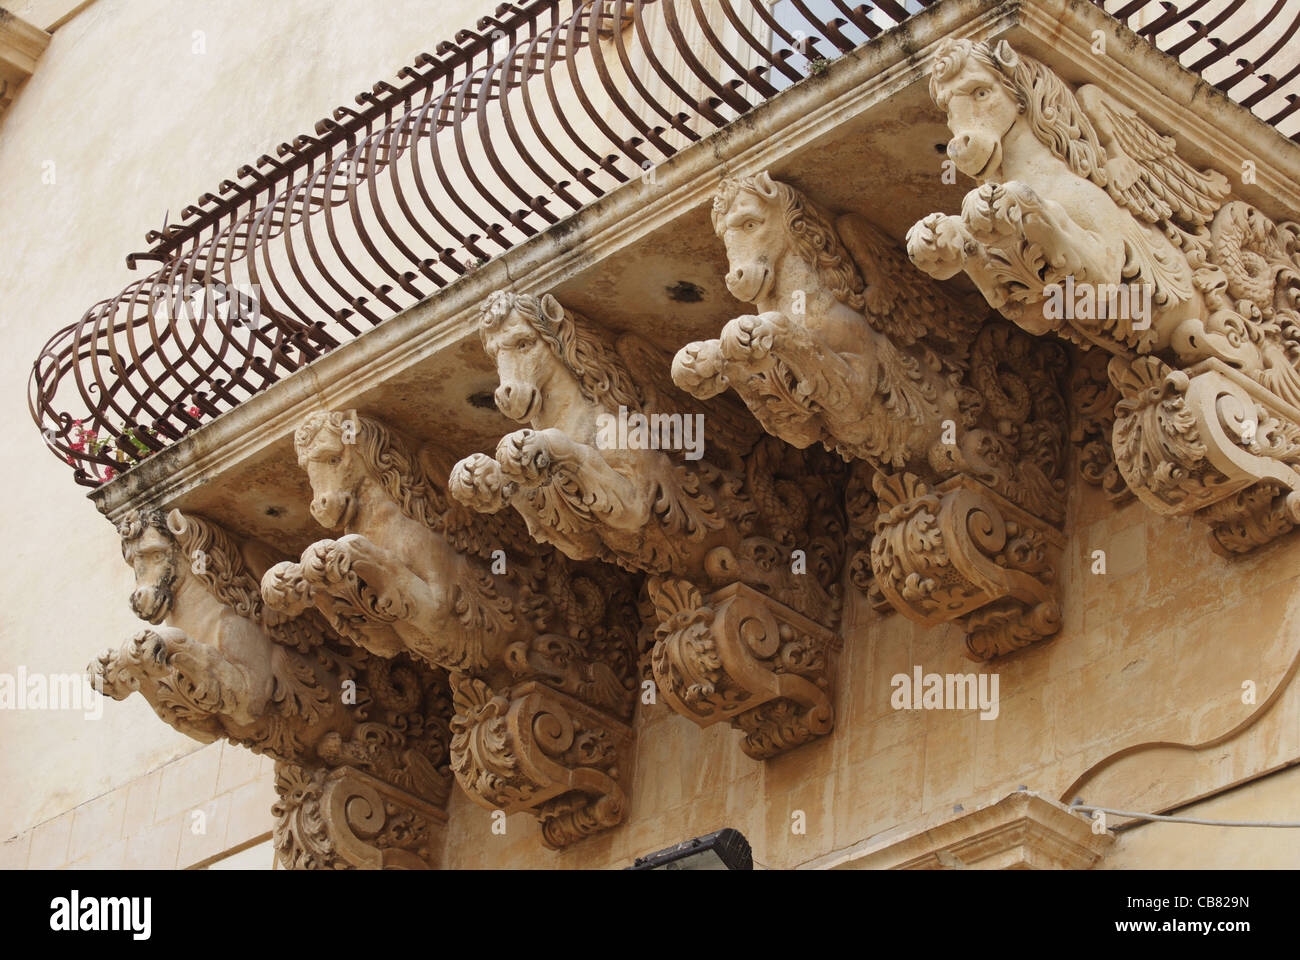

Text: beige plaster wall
xmin=0 ymin=0 xmax=500 ymax=845
xmin=0 ymin=740 xmax=277 ymax=869
xmin=1102 ymin=764 xmax=1300 ymax=869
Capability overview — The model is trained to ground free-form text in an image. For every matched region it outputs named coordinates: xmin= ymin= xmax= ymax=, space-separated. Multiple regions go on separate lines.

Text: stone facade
xmin=5 ymin=0 xmax=1300 ymax=870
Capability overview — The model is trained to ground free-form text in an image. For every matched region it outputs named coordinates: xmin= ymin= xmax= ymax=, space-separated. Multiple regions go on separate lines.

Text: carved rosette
xmin=448 ymin=676 xmax=632 ymax=849
xmin=272 ymin=762 xmax=447 ymax=869
xmin=869 ymin=473 xmax=1063 ymax=660
xmin=1110 ymin=355 xmax=1300 ymax=554
xmin=647 ymin=579 xmax=836 ymax=759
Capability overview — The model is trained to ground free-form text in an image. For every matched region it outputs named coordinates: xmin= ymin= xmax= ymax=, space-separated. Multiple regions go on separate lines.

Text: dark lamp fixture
xmin=627 ymin=828 xmax=753 ymax=870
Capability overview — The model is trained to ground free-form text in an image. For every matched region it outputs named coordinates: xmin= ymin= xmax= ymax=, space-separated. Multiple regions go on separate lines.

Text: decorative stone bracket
xmin=449 ymin=676 xmax=634 ymax=849
xmin=272 ymin=762 xmax=449 ymax=869
xmin=1111 ymin=356 xmax=1300 ymax=555
xmin=91 ymin=507 xmax=456 ymax=870
xmin=909 ymin=36 xmax=1300 ymax=557
xmin=870 ymin=474 xmax=1064 ymax=661
xmin=647 ymin=579 xmax=837 ymax=758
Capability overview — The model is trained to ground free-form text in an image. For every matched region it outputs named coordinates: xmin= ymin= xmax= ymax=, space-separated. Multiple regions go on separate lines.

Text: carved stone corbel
xmin=272 ymin=762 xmax=448 ymax=869
xmin=869 ymin=474 xmax=1063 ymax=660
xmin=91 ymin=507 xmax=456 ymax=870
xmin=261 ymin=410 xmax=641 ymax=847
xmin=448 ymin=290 xmax=850 ymax=758
xmin=909 ymin=36 xmax=1300 ymax=557
xmin=449 ymin=676 xmax=633 ymax=849
xmin=646 ymin=579 xmax=836 ymax=758
xmin=1110 ymin=356 xmax=1300 ymax=554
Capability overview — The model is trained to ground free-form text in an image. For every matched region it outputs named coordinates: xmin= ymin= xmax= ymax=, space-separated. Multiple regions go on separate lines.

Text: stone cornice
xmin=817 ymin=791 xmax=1114 ymax=869
xmin=0 ymin=8 xmax=50 ymax=115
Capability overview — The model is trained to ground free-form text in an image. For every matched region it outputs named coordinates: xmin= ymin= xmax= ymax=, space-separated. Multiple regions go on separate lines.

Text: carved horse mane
xmin=295 ymin=410 xmax=450 ymax=531
xmin=711 ymin=172 xmax=867 ymax=313
xmin=120 ymin=508 xmax=325 ymax=651
xmin=930 ymin=38 xmax=1107 ymax=187
xmin=479 ymin=290 xmax=643 ymax=413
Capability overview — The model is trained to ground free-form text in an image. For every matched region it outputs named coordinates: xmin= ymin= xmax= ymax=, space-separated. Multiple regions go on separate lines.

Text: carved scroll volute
xmin=272 ymin=762 xmax=447 ymax=870
xmin=870 ymin=473 xmax=1063 ymax=660
xmin=1110 ymin=355 xmax=1300 ymax=554
xmin=449 ymin=676 xmax=632 ymax=849
xmin=648 ymin=579 xmax=836 ymax=759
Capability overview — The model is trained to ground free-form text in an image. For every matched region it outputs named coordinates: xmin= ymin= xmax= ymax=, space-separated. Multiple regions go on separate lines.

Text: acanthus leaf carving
xmin=869 ymin=473 xmax=1063 ymax=660
xmin=647 ymin=578 xmax=836 ymax=758
xmin=448 ymin=674 xmax=631 ymax=849
xmin=1110 ymin=355 xmax=1300 ymax=554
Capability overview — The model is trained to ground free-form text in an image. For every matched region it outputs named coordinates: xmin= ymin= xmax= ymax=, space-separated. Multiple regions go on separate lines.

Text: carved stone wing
xmin=835 ymin=212 xmax=981 ymax=355
xmin=417 ymin=444 xmax=538 ymax=561
xmin=1076 ymin=85 xmax=1230 ymax=236
xmin=614 ymin=331 xmax=763 ymax=457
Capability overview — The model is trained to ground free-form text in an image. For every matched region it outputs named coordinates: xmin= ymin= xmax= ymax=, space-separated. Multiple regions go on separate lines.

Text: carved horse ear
xmin=340 ymin=409 xmax=360 ymax=445
xmin=992 ymin=39 xmax=1019 ymax=71
xmin=165 ymin=509 xmax=189 ymax=538
xmin=539 ymin=293 xmax=565 ymax=326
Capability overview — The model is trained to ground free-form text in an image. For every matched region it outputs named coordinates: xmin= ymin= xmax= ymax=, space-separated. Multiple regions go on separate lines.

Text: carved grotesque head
xmin=929 ymin=38 xmax=1024 ymax=180
xmin=711 ymin=171 xmax=789 ymax=304
xmin=118 ymin=509 xmax=180 ymax=624
xmin=294 ymin=411 xmax=369 ymax=529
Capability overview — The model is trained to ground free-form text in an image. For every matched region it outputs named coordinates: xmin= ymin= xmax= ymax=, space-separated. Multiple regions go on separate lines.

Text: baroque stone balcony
xmin=27 ymin=0 xmax=1300 ymax=867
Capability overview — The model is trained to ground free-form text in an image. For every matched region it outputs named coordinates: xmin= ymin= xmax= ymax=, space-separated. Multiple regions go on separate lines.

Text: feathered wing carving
xmin=1076 ymin=85 xmax=1231 ymax=239
xmin=835 ymin=212 xmax=981 ymax=358
xmin=614 ymin=331 xmax=763 ymax=457
xmin=417 ymin=444 xmax=538 ymax=562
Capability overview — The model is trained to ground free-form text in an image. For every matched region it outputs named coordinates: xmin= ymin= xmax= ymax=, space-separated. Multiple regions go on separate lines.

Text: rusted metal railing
xmin=29 ymin=0 xmax=1300 ymax=486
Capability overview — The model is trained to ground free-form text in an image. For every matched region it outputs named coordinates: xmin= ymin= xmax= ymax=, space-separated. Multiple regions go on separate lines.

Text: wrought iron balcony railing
xmin=28 ymin=0 xmax=1300 ymax=486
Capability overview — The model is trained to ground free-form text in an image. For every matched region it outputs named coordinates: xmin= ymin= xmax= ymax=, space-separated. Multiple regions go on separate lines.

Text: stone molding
xmin=0 ymin=8 xmax=49 ymax=116
xmin=823 ymin=792 xmax=1113 ymax=870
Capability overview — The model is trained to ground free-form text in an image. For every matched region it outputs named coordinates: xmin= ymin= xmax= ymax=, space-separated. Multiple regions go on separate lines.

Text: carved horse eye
xmin=329 ymin=456 xmax=342 ymax=466
xmin=976 ymin=87 xmax=990 ymax=100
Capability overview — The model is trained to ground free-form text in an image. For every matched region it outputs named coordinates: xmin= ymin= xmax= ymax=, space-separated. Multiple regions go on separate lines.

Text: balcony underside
xmin=88 ymin=0 xmax=1300 ymax=557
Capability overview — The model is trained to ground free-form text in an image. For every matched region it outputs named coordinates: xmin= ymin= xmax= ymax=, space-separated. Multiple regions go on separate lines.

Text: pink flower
xmin=187 ymin=405 xmax=201 ymax=417
xmin=64 ymin=454 xmax=75 ymax=465
xmin=104 ymin=467 xmax=117 ymax=480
